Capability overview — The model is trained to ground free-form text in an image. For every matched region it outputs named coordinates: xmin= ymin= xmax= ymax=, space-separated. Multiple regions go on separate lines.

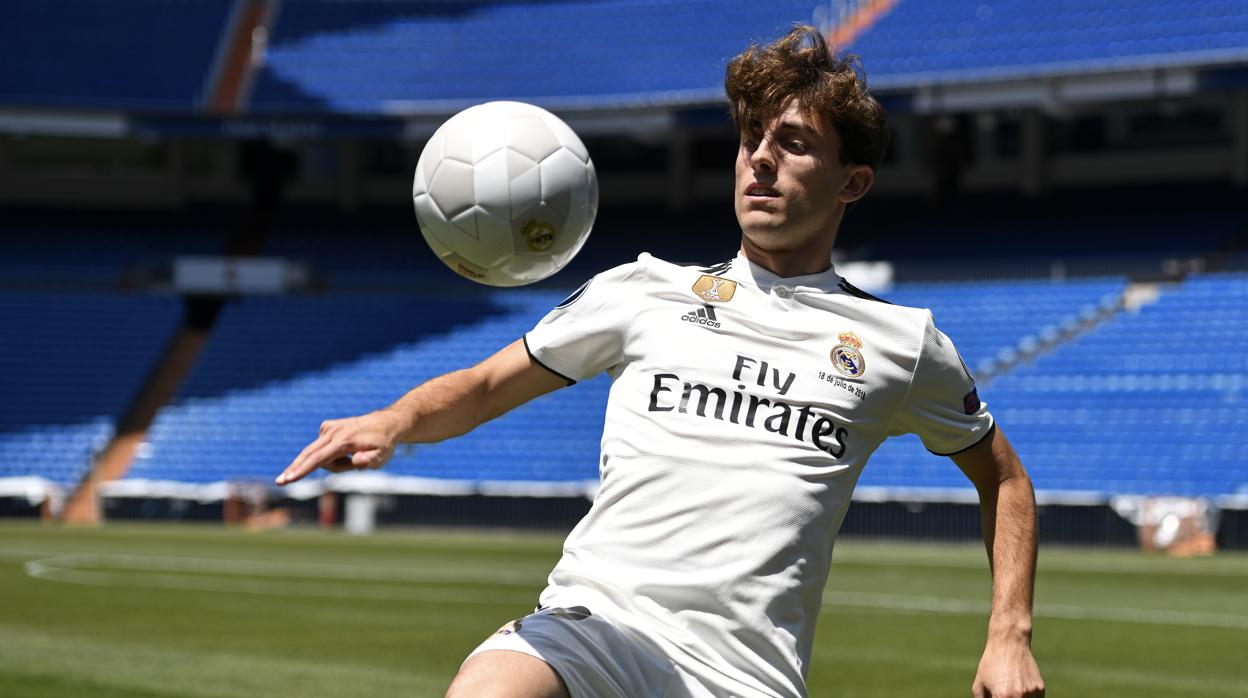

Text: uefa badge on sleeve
xmin=963 ymin=387 xmax=981 ymax=415
xmin=831 ymin=332 xmax=867 ymax=378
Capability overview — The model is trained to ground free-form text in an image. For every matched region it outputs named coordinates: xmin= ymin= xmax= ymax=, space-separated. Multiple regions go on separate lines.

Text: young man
xmin=277 ymin=26 xmax=1044 ymax=698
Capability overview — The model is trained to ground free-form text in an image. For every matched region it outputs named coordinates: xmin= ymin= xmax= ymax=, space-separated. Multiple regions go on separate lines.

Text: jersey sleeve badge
xmin=963 ymin=387 xmax=981 ymax=415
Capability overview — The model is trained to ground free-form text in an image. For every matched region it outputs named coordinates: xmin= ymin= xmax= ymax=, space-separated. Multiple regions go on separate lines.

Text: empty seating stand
xmin=248 ymin=0 xmax=1248 ymax=112
xmin=985 ymin=272 xmax=1248 ymax=499
xmin=0 ymin=293 xmax=182 ymax=491
xmin=3 ymin=1 xmax=1245 ymax=112
xmin=0 ymin=1 xmax=233 ymax=109
xmin=129 ymin=291 xmax=609 ymax=489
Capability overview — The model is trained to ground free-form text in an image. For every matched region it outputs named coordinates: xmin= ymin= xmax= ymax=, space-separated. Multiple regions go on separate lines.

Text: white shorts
xmin=467 ymin=605 xmax=715 ymax=697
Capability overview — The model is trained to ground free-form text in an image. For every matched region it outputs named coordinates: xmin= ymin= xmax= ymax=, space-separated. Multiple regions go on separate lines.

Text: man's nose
xmin=749 ymin=139 xmax=777 ymax=172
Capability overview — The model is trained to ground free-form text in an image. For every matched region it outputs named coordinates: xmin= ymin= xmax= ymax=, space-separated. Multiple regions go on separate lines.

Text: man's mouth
xmin=745 ymin=183 xmax=780 ymax=198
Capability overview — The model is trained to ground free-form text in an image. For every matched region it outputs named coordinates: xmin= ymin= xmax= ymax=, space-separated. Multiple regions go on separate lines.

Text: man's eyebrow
xmin=775 ymin=120 xmax=818 ymax=136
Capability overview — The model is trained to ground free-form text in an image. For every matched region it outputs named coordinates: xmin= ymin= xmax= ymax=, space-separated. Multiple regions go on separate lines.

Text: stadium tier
xmin=127 ymin=291 xmax=607 ymax=492
xmin=249 ymin=0 xmax=1248 ymax=112
xmin=0 ymin=293 xmax=182 ymax=491
xmin=126 ymin=276 xmax=1131 ymax=497
xmin=854 ymin=0 xmax=1248 ymax=87
xmin=985 ymin=272 xmax=1248 ymax=499
xmin=884 ymin=277 xmax=1126 ymax=373
xmin=250 ymin=0 xmax=795 ymax=111
xmin=4 ymin=1 xmax=1246 ymax=113
xmin=0 ymin=1 xmax=233 ymax=109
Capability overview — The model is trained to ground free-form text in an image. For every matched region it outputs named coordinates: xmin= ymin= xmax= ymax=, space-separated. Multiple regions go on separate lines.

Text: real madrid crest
xmin=831 ymin=331 xmax=867 ymax=378
xmin=522 ymin=219 xmax=556 ymax=252
xmin=692 ymin=275 xmax=737 ymax=303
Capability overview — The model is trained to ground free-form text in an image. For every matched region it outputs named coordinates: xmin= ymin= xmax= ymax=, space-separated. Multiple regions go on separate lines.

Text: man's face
xmin=734 ymin=102 xmax=869 ymax=254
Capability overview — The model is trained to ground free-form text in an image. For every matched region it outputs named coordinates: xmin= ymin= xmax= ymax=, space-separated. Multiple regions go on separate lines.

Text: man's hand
xmin=276 ymin=409 xmax=405 ymax=485
xmin=274 ymin=339 xmax=567 ymax=486
xmin=972 ymin=633 xmax=1044 ymax=697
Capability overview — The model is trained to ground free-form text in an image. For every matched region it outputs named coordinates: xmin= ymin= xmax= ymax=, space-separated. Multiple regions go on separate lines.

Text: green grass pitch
xmin=1 ymin=521 xmax=1245 ymax=697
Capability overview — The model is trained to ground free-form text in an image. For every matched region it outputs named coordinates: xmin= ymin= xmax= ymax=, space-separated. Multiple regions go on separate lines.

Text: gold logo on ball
xmin=522 ymin=219 xmax=556 ymax=252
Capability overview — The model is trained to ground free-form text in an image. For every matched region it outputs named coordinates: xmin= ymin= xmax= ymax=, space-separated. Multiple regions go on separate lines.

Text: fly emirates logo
xmin=646 ymin=355 xmax=849 ymax=458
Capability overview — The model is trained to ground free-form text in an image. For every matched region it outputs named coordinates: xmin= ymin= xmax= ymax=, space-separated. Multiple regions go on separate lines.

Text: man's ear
xmin=838 ymin=166 xmax=875 ymax=203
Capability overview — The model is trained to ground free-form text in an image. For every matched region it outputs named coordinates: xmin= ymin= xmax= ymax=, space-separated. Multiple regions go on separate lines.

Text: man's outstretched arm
xmin=276 ymin=338 xmax=567 ymax=485
xmin=951 ymin=425 xmax=1045 ymax=698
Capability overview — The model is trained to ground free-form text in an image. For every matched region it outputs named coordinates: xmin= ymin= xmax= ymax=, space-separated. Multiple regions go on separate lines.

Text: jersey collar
xmin=725 ymin=250 xmax=843 ymax=294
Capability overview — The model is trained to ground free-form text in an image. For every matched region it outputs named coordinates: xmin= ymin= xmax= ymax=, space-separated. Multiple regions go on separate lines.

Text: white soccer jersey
xmin=524 ymin=251 xmax=993 ymax=698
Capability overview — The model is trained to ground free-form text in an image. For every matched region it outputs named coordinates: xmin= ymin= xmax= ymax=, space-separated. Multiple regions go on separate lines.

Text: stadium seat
xmin=0 ymin=292 xmax=182 ymax=488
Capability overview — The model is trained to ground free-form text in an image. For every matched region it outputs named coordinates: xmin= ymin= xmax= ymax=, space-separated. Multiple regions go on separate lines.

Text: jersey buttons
xmin=773 ymin=285 xmax=792 ymax=298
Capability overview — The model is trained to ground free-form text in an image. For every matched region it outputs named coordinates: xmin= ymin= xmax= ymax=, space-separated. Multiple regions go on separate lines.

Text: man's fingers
xmin=351 ymin=448 xmax=389 ymax=470
xmin=284 ymin=433 xmax=332 ymax=475
xmin=323 ymin=456 xmax=355 ymax=473
xmin=276 ymin=440 xmax=323 ymax=485
xmin=277 ymin=456 xmax=322 ymax=485
xmin=277 ymin=415 xmax=395 ymax=485
xmin=277 ymin=436 xmax=349 ymax=484
xmin=971 ymin=678 xmax=987 ymax=698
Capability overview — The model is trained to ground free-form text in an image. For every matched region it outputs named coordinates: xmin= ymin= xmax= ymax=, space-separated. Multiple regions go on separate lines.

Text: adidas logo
xmin=681 ymin=305 xmax=721 ymax=328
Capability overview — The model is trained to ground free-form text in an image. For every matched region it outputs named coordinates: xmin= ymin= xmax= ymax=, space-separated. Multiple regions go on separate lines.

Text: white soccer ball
xmin=412 ymin=101 xmax=598 ymax=287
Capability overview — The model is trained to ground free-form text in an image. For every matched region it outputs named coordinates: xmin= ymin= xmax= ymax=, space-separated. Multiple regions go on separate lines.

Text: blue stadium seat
xmin=984 ymin=273 xmax=1248 ymax=498
xmin=5 ymin=1 xmax=1246 ymax=112
xmin=244 ymin=0 xmax=1248 ymax=112
xmin=0 ymin=1 xmax=233 ymax=109
xmin=0 ymin=292 xmax=182 ymax=488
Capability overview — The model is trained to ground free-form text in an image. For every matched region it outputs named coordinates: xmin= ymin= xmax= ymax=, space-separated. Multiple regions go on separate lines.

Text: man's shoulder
xmin=589 ymin=253 xmax=734 ymax=288
xmin=577 ymin=255 xmax=651 ymax=288
xmin=830 ymin=280 xmax=932 ymax=327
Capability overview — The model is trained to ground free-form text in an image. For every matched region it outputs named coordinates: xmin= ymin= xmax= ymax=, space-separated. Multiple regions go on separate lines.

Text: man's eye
xmin=786 ymin=141 xmax=807 ymax=153
xmin=743 ymin=140 xmax=759 ymax=151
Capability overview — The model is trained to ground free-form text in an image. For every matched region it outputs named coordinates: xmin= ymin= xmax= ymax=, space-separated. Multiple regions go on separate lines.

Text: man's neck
xmin=739 ymin=235 xmax=837 ymax=279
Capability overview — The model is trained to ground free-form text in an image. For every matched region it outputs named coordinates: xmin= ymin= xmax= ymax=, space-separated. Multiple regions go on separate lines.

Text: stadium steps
xmin=0 ymin=292 xmax=183 ymax=515
xmin=204 ymin=0 xmax=280 ymax=115
xmin=61 ymin=323 xmax=215 ymax=524
xmin=977 ymin=281 xmax=1150 ymax=383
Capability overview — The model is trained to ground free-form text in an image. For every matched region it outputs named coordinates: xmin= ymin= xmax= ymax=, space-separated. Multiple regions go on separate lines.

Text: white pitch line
xmin=832 ymin=552 xmax=1248 ymax=578
xmin=24 ymin=557 xmax=538 ymax=606
xmin=7 ymin=546 xmax=1246 ymax=577
xmin=823 ymin=643 xmax=1248 ymax=696
xmin=0 ymin=548 xmax=61 ymax=561
xmin=18 ymin=552 xmax=545 ymax=585
xmin=822 ymin=591 xmax=1248 ymax=630
xmin=20 ymin=552 xmax=1248 ymax=631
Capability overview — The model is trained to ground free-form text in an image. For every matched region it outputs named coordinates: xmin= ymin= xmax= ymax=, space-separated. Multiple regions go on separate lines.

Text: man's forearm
xmin=980 ymin=468 xmax=1038 ymax=638
xmin=382 ymin=368 xmax=490 ymax=444
xmin=277 ymin=340 xmax=563 ymax=486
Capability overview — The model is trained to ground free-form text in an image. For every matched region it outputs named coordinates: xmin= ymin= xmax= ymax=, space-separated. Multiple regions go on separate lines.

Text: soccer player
xmin=277 ymin=25 xmax=1044 ymax=698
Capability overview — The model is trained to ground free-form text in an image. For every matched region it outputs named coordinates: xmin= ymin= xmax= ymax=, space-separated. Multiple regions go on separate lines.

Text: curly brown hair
xmin=725 ymin=25 xmax=889 ymax=169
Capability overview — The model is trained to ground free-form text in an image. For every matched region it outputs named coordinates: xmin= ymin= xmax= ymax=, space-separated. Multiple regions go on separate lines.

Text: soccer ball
xmin=412 ymin=101 xmax=598 ymax=287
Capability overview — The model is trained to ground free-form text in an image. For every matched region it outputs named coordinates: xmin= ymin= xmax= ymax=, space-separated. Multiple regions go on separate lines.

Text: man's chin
xmin=737 ymin=210 xmax=785 ymax=232
xmin=739 ymin=226 xmax=797 ymax=254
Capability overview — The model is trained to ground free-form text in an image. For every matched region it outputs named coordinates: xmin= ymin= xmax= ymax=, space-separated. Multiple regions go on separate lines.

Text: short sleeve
xmin=523 ymin=261 xmax=643 ymax=384
xmin=890 ymin=313 xmax=994 ymax=455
